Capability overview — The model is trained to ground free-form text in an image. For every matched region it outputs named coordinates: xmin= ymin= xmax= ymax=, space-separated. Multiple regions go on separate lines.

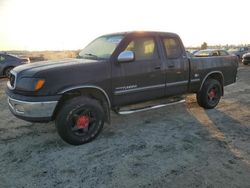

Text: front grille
xmin=9 ymin=73 xmax=15 ymax=88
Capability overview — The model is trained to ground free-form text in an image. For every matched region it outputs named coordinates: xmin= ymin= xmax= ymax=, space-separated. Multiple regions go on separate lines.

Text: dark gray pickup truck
xmin=6 ymin=31 xmax=238 ymax=145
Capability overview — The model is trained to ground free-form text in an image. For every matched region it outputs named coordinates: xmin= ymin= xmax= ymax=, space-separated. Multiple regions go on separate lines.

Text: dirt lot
xmin=0 ymin=65 xmax=250 ymax=188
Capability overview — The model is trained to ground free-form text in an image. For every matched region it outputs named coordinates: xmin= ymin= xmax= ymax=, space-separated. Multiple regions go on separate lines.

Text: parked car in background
xmin=0 ymin=53 xmax=30 ymax=77
xmin=242 ymin=53 xmax=250 ymax=65
xmin=194 ymin=49 xmax=229 ymax=57
xmin=228 ymin=47 xmax=249 ymax=59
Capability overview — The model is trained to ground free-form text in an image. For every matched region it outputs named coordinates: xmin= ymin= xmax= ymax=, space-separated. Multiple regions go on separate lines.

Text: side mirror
xmin=118 ymin=51 xmax=135 ymax=62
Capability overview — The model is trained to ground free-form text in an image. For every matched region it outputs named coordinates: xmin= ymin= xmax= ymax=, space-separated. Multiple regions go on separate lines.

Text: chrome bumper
xmin=8 ymin=97 xmax=58 ymax=119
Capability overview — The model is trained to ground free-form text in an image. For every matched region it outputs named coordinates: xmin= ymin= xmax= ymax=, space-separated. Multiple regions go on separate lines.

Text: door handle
xmin=168 ymin=64 xmax=175 ymax=68
xmin=154 ymin=66 xmax=161 ymax=70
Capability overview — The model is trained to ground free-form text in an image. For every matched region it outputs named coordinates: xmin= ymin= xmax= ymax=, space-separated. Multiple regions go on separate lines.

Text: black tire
xmin=243 ymin=62 xmax=248 ymax=65
xmin=4 ymin=67 xmax=14 ymax=78
xmin=196 ymin=79 xmax=222 ymax=109
xmin=55 ymin=96 xmax=105 ymax=145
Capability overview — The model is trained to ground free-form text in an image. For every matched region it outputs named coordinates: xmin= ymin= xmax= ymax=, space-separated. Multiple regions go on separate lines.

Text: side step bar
xmin=117 ymin=99 xmax=185 ymax=115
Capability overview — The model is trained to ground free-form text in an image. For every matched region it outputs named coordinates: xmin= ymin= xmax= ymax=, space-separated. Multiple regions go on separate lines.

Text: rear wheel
xmin=4 ymin=67 xmax=14 ymax=78
xmin=55 ymin=96 xmax=105 ymax=145
xmin=196 ymin=79 xmax=222 ymax=109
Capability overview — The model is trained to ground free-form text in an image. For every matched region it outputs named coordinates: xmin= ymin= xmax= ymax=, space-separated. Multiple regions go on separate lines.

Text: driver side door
xmin=111 ymin=36 xmax=166 ymax=106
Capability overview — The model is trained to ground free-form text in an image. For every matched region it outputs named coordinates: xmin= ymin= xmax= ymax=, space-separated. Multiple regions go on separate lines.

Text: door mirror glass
xmin=118 ymin=51 xmax=135 ymax=62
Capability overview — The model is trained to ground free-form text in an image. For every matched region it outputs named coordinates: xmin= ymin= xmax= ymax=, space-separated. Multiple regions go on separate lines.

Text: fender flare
xmin=199 ymin=71 xmax=224 ymax=91
xmin=58 ymin=85 xmax=111 ymax=108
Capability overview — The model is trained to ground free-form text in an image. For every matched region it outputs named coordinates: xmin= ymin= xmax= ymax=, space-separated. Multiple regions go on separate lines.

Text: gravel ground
xmin=0 ymin=65 xmax=250 ymax=188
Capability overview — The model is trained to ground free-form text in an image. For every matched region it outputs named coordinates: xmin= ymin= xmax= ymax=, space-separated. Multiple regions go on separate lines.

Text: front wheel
xmin=4 ymin=67 xmax=14 ymax=78
xmin=196 ymin=79 xmax=222 ymax=109
xmin=55 ymin=96 xmax=105 ymax=145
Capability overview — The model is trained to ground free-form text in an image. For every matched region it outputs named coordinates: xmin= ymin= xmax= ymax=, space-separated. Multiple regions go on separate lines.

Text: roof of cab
xmin=103 ymin=31 xmax=179 ymax=37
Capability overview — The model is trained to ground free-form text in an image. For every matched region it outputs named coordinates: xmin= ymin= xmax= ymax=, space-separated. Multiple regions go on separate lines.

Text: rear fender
xmin=199 ymin=71 xmax=224 ymax=95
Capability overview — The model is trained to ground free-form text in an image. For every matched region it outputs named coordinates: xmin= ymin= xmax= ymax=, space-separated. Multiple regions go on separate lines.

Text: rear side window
xmin=162 ymin=38 xmax=182 ymax=59
xmin=212 ymin=51 xmax=219 ymax=56
xmin=219 ymin=50 xmax=228 ymax=56
xmin=125 ymin=37 xmax=158 ymax=61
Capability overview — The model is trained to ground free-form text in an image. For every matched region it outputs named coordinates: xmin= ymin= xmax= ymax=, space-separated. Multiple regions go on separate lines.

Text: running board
xmin=117 ymin=99 xmax=185 ymax=115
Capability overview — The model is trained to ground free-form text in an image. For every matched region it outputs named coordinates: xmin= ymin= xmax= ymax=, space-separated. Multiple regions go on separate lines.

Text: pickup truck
xmin=6 ymin=31 xmax=238 ymax=145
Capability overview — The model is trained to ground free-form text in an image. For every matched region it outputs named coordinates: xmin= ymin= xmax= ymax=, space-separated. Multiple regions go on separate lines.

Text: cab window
xmin=125 ymin=37 xmax=158 ymax=61
xmin=219 ymin=50 xmax=228 ymax=56
xmin=162 ymin=37 xmax=182 ymax=59
xmin=212 ymin=51 xmax=219 ymax=56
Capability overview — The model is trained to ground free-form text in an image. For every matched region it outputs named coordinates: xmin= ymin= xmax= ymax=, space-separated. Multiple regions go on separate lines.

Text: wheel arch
xmin=3 ymin=66 xmax=14 ymax=76
xmin=53 ymin=86 xmax=111 ymax=123
xmin=199 ymin=71 xmax=224 ymax=95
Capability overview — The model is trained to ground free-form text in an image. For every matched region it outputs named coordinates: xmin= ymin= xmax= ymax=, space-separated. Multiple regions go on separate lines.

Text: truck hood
xmin=13 ymin=58 xmax=104 ymax=77
xmin=11 ymin=58 xmax=109 ymax=96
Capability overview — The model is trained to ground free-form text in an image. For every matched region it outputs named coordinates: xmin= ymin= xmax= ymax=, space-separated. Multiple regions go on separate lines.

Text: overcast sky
xmin=0 ymin=0 xmax=249 ymax=51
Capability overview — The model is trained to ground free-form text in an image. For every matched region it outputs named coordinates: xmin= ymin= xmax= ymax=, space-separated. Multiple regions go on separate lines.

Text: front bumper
xmin=8 ymin=97 xmax=58 ymax=123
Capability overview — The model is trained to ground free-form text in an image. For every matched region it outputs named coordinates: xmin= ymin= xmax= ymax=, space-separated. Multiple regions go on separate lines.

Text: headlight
xmin=16 ymin=77 xmax=45 ymax=91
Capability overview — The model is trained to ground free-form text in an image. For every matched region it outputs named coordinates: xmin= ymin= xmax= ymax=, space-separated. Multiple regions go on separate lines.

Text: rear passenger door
xmin=112 ymin=36 xmax=165 ymax=106
xmin=161 ymin=37 xmax=189 ymax=96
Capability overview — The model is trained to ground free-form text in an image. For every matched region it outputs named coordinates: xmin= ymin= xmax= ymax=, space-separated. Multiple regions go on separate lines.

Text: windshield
xmin=79 ymin=35 xmax=124 ymax=60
